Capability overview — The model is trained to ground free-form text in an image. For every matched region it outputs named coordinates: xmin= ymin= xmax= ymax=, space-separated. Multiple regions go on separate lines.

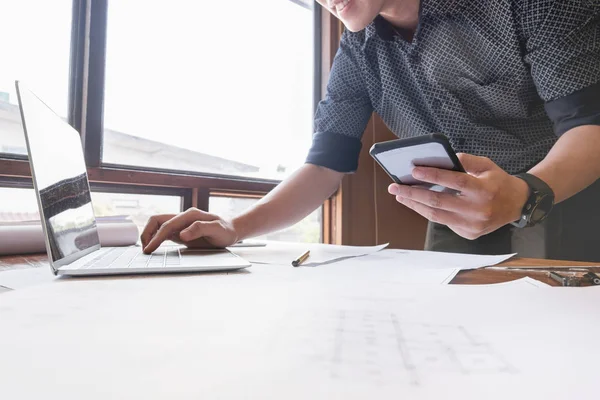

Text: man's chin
xmin=342 ymin=21 xmax=370 ymax=32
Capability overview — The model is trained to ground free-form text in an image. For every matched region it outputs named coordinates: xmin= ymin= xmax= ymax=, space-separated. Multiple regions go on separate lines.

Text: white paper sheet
xmin=253 ymin=259 xmax=461 ymax=286
xmin=457 ymin=276 xmax=551 ymax=288
xmin=296 ymin=252 xmax=461 ymax=285
xmin=0 ymin=266 xmax=59 ymax=290
xmin=357 ymin=249 xmax=516 ymax=270
xmin=0 ymin=273 xmax=598 ymax=399
xmin=229 ymin=241 xmax=389 ymax=266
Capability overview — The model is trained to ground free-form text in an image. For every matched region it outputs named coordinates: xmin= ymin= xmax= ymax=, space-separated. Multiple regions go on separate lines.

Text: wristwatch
xmin=511 ymin=173 xmax=555 ymax=228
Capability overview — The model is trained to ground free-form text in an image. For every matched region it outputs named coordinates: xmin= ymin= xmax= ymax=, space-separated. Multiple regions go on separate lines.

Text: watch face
xmin=531 ymin=193 xmax=554 ymax=223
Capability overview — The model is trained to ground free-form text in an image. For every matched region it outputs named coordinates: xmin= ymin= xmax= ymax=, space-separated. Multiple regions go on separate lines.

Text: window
xmin=0 ymin=188 xmax=39 ymax=222
xmin=102 ymin=0 xmax=315 ymax=180
xmin=0 ymin=188 xmax=181 ymax=232
xmin=0 ymin=0 xmax=327 ymax=246
xmin=0 ymin=188 xmax=318 ymax=243
xmin=90 ymin=192 xmax=182 ymax=235
xmin=0 ymin=0 xmax=72 ymax=157
xmin=209 ymin=195 xmax=321 ymax=243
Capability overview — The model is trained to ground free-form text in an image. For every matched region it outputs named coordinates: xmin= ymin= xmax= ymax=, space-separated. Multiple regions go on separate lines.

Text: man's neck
xmin=379 ymin=0 xmax=421 ymax=32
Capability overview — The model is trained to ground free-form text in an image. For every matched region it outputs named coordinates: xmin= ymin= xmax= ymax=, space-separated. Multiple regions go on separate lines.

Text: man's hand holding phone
xmin=370 ymin=134 xmax=530 ymax=240
xmin=388 ymin=153 xmax=530 ymax=240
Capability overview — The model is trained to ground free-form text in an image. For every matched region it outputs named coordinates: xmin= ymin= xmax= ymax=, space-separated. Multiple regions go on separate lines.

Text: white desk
xmin=1 ymin=253 xmax=599 ymax=399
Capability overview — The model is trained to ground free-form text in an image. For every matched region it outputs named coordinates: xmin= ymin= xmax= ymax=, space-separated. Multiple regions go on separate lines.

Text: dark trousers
xmin=424 ymin=180 xmax=600 ymax=262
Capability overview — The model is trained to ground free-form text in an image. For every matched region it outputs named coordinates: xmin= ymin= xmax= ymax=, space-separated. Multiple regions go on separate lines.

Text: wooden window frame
xmin=319 ymin=9 xmax=344 ymax=244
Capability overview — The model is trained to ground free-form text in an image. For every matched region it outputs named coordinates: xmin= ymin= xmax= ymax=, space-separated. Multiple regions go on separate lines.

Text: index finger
xmin=140 ymin=214 xmax=176 ymax=249
xmin=411 ymin=167 xmax=480 ymax=195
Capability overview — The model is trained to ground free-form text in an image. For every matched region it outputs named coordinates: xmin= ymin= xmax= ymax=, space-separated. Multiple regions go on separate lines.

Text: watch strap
xmin=511 ymin=173 xmax=555 ymax=228
xmin=514 ymin=173 xmax=553 ymax=195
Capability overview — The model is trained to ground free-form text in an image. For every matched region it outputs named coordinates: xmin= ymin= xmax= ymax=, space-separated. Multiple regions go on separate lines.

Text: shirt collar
xmin=366 ymin=0 xmax=467 ymax=42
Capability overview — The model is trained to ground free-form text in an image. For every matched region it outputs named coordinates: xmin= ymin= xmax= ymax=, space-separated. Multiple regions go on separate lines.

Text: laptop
xmin=15 ymin=81 xmax=251 ymax=276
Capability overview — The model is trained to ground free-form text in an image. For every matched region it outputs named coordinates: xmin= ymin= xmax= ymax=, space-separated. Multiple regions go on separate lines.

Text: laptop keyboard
xmin=79 ymin=246 xmax=181 ymax=270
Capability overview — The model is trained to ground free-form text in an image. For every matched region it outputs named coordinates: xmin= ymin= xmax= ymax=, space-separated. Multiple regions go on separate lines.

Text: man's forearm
xmin=529 ymin=125 xmax=600 ymax=203
xmin=231 ymin=164 xmax=344 ymax=241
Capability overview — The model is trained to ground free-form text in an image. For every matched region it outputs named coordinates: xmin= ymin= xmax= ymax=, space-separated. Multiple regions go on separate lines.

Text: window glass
xmin=209 ymin=196 xmax=321 ymax=243
xmin=90 ymin=192 xmax=182 ymax=236
xmin=0 ymin=188 xmax=182 ymax=242
xmin=102 ymin=0 xmax=314 ymax=180
xmin=0 ymin=0 xmax=72 ymax=156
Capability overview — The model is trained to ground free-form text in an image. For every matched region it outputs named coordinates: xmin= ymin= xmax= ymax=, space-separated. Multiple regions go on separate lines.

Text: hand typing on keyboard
xmin=141 ymin=208 xmax=239 ymax=254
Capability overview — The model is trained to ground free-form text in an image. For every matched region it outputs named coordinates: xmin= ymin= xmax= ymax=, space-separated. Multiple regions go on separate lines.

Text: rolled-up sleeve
xmin=306 ymin=32 xmax=373 ymax=173
xmin=521 ymin=0 xmax=600 ymax=136
xmin=545 ymin=82 xmax=600 ymax=136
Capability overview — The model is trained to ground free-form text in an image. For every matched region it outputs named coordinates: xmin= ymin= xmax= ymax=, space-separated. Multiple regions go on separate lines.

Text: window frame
xmin=0 ymin=0 xmax=333 ymax=240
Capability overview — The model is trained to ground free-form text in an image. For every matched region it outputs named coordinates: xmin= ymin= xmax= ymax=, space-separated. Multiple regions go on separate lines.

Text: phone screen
xmin=373 ymin=142 xmax=458 ymax=192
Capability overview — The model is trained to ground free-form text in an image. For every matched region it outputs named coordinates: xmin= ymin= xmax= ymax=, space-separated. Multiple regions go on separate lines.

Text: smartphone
xmin=369 ymin=133 xmax=465 ymax=193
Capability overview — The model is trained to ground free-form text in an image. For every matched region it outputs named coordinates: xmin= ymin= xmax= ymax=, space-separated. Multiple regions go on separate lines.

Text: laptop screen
xmin=16 ymin=82 xmax=100 ymax=265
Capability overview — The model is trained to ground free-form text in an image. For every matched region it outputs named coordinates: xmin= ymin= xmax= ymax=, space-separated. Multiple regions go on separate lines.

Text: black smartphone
xmin=369 ymin=133 xmax=465 ymax=193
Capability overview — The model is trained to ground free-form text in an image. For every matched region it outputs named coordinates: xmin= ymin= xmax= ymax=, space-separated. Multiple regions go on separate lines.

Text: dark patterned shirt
xmin=306 ymin=0 xmax=600 ymax=174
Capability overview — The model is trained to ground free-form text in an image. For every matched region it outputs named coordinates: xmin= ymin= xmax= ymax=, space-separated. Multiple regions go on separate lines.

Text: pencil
xmin=292 ymin=250 xmax=310 ymax=267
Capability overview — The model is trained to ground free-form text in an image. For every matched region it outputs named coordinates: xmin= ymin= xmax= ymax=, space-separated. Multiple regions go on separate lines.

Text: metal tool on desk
xmin=583 ymin=272 xmax=600 ymax=285
xmin=548 ymin=271 xmax=600 ymax=287
xmin=548 ymin=271 xmax=580 ymax=286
